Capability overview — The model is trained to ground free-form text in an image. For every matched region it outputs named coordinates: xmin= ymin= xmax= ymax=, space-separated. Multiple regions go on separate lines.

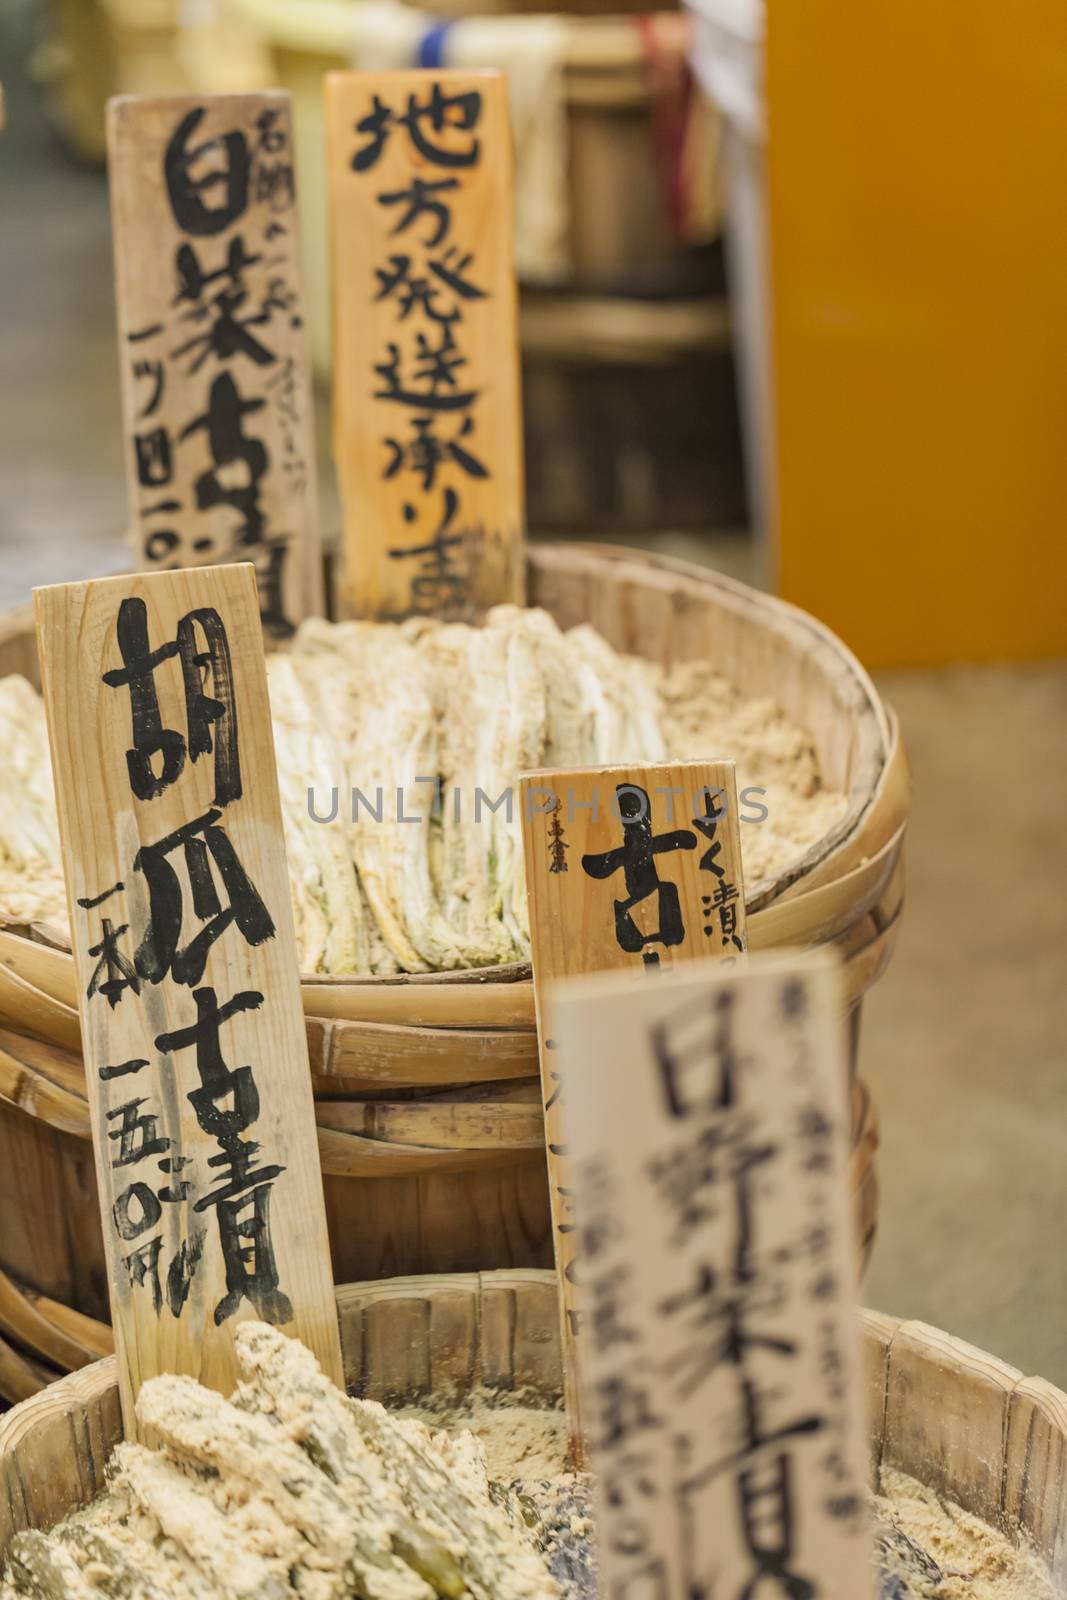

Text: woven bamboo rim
xmin=0 ymin=547 xmax=910 ymax=1043
xmin=0 ymin=831 xmax=904 ymax=1057
xmin=0 ymin=972 xmax=876 ymax=1190
xmin=0 ymin=839 xmax=903 ymax=1087
xmin=0 ymin=1273 xmax=1062 ymax=1586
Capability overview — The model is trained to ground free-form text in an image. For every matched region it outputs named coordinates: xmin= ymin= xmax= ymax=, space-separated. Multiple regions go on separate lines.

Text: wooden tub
xmin=0 ymin=1273 xmax=1062 ymax=1592
xmin=0 ymin=546 xmax=908 ymax=1396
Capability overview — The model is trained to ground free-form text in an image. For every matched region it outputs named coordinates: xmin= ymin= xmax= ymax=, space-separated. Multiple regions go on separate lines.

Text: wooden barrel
xmin=0 ymin=546 xmax=908 ymax=1379
xmin=1 ymin=1272 xmax=1063 ymax=1592
xmin=0 ymin=1074 xmax=879 ymax=1403
xmin=521 ymin=318 xmax=745 ymax=534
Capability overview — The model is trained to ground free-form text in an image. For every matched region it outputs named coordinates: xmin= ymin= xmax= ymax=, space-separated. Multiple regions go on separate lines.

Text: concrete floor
xmin=863 ymin=667 xmax=1067 ymax=1384
xmin=1 ymin=9 xmax=1065 ymax=1386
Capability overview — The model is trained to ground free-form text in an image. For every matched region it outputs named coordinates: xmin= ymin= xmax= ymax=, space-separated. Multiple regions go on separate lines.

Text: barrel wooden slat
xmin=858 ymin=1308 xmax=899 ymax=1477
xmin=1004 ymin=1377 xmax=1067 ymax=1580
xmin=480 ymin=1270 xmax=563 ymax=1395
xmin=0 ymin=1276 xmax=1061 ymax=1590
xmin=0 ymin=1357 xmax=121 ymax=1552
xmin=322 ymin=1165 xmax=553 ymax=1291
xmin=883 ymin=1320 xmax=1023 ymax=1531
xmin=0 ymin=1107 xmax=107 ymax=1324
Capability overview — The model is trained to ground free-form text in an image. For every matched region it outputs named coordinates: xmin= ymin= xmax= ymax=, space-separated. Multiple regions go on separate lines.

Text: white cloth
xmin=351 ymin=2 xmax=573 ymax=281
xmin=684 ymin=0 xmax=764 ymax=143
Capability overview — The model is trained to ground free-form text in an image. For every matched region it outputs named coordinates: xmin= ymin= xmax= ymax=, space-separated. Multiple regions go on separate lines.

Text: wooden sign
xmin=325 ymin=69 xmax=524 ymax=621
xmin=107 ymin=92 xmax=323 ymax=638
xmin=520 ymin=760 xmax=748 ymax=1452
xmin=33 ymin=563 xmax=342 ymax=1436
xmin=551 ymin=950 xmax=873 ymax=1599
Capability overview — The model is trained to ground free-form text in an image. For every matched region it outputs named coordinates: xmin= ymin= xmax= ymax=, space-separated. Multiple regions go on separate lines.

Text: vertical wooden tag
xmin=519 ymin=760 xmax=748 ymax=1453
xmin=552 ymin=950 xmax=874 ymax=1599
xmin=34 ymin=563 xmax=342 ymax=1437
xmin=325 ymin=69 xmax=525 ymax=621
xmin=107 ymin=92 xmax=323 ymax=638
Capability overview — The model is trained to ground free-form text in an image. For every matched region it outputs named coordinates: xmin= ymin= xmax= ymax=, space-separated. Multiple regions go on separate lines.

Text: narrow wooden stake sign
xmin=551 ymin=950 xmax=874 ymax=1599
xmin=325 ymin=69 xmax=525 ymax=621
xmin=519 ymin=760 xmax=748 ymax=1457
xmin=34 ymin=563 xmax=342 ymax=1438
xmin=107 ymin=92 xmax=323 ymax=637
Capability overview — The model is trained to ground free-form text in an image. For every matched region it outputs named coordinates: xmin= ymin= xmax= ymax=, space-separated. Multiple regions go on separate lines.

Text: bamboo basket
xmin=0 ymin=546 xmax=908 ymax=1390
xmin=1 ymin=1273 xmax=1063 ymax=1591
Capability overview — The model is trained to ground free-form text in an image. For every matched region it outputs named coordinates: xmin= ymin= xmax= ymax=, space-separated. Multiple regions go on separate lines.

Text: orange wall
xmin=766 ymin=0 xmax=1067 ymax=666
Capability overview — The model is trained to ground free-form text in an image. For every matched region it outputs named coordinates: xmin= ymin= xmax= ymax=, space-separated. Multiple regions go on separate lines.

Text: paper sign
xmin=326 ymin=69 xmax=524 ymax=621
xmin=34 ymin=564 xmax=342 ymax=1436
xmin=107 ymin=92 xmax=323 ymax=636
xmin=551 ymin=950 xmax=873 ymax=1599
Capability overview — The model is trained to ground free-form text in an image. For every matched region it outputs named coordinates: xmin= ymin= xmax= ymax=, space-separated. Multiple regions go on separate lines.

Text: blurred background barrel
xmin=33 ymin=0 xmax=749 ymax=539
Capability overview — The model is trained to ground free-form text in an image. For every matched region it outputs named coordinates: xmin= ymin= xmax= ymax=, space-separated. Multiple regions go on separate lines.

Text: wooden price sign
xmin=107 ymin=92 xmax=323 ymax=637
xmin=519 ymin=760 xmax=748 ymax=1453
xmin=551 ymin=950 xmax=874 ymax=1599
xmin=325 ymin=69 xmax=525 ymax=621
xmin=33 ymin=564 xmax=342 ymax=1436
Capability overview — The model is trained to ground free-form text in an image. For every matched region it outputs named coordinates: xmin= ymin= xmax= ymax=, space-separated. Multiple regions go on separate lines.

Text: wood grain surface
xmin=520 ymin=759 xmax=747 ymax=1449
xmin=34 ymin=563 xmax=341 ymax=1435
xmin=108 ymin=92 xmax=322 ymax=634
xmin=326 ymin=70 xmax=524 ymax=620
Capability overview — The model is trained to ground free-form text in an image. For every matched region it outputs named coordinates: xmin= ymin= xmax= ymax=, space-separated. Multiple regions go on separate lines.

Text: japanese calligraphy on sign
xmin=519 ymin=760 xmax=748 ymax=1452
xmin=551 ymin=951 xmax=873 ymax=1599
xmin=326 ymin=70 xmax=524 ymax=621
xmin=33 ymin=564 xmax=341 ymax=1437
xmin=107 ymin=93 xmax=323 ymax=638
